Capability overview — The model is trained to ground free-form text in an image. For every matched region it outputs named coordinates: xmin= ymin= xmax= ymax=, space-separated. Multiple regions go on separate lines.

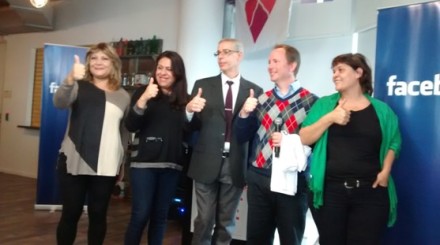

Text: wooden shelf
xmin=17 ymin=125 xmax=40 ymax=130
xmin=121 ymin=55 xmax=155 ymax=76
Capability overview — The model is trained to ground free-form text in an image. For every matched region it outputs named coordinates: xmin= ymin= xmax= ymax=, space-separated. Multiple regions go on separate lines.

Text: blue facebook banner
xmin=375 ymin=2 xmax=440 ymax=244
xmin=35 ymin=44 xmax=88 ymax=207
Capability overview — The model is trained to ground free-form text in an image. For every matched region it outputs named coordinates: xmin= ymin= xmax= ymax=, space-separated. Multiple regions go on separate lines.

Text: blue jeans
xmin=124 ymin=168 xmax=180 ymax=245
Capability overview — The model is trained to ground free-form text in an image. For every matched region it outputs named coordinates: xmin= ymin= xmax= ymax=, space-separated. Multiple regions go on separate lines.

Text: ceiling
xmin=0 ymin=0 xmax=61 ymax=35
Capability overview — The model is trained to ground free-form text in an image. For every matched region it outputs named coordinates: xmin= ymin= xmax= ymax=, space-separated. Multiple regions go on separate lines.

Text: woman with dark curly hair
xmin=300 ymin=53 xmax=402 ymax=245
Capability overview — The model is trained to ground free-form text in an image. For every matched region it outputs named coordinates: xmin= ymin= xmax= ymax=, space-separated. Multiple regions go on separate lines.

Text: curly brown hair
xmin=332 ymin=53 xmax=373 ymax=95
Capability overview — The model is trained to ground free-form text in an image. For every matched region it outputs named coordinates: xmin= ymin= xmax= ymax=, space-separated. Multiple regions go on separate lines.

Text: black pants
xmin=309 ymin=181 xmax=389 ymax=245
xmin=56 ymin=155 xmax=116 ymax=245
xmin=246 ymin=170 xmax=308 ymax=245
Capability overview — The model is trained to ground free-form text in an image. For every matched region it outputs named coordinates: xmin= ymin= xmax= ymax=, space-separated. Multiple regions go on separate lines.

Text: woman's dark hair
xmin=153 ymin=51 xmax=189 ymax=110
xmin=332 ymin=53 xmax=373 ymax=95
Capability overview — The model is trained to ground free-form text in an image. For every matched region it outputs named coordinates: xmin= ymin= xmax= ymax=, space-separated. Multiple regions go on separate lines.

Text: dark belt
xmin=222 ymin=152 xmax=230 ymax=158
xmin=328 ymin=179 xmax=374 ymax=189
xmin=344 ymin=179 xmax=361 ymax=189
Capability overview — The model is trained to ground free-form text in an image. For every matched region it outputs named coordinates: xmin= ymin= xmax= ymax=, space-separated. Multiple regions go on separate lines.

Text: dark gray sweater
xmin=125 ymin=86 xmax=188 ymax=170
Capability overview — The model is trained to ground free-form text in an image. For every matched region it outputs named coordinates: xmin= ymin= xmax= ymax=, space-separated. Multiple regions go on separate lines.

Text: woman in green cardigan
xmin=299 ymin=53 xmax=401 ymax=245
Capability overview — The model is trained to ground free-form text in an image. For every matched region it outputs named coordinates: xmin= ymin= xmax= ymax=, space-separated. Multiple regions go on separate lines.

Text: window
xmin=31 ymin=48 xmax=43 ymax=128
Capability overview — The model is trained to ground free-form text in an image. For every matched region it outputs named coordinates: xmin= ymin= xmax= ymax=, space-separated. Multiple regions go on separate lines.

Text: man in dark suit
xmin=186 ymin=38 xmax=263 ymax=245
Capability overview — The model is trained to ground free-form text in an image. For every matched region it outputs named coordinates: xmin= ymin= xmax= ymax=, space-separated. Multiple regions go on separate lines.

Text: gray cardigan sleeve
xmin=53 ymin=80 xmax=79 ymax=109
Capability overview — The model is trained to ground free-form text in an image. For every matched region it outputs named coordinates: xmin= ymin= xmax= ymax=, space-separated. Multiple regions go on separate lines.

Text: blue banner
xmin=375 ymin=2 xmax=440 ymax=244
xmin=35 ymin=44 xmax=88 ymax=207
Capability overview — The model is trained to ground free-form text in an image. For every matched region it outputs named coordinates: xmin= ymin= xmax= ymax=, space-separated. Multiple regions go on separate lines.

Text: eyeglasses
xmin=213 ymin=49 xmax=240 ymax=57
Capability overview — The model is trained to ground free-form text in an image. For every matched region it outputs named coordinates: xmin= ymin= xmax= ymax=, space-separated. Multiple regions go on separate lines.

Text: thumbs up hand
xmin=136 ymin=77 xmax=159 ymax=109
xmin=332 ymin=98 xmax=350 ymax=125
xmin=67 ymin=55 xmax=85 ymax=85
xmin=240 ymin=89 xmax=258 ymax=118
xmin=186 ymin=87 xmax=206 ymax=113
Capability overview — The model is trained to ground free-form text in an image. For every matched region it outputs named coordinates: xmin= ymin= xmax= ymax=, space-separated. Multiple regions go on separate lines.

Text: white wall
xmin=177 ymin=0 xmax=225 ymax=90
xmin=357 ymin=27 xmax=377 ymax=80
xmin=241 ymin=0 xmax=436 ymax=97
xmin=0 ymin=0 xmax=434 ymax=178
xmin=352 ymin=0 xmax=435 ymax=32
xmin=0 ymin=41 xmax=5 ymax=141
xmin=290 ymin=0 xmax=352 ymax=39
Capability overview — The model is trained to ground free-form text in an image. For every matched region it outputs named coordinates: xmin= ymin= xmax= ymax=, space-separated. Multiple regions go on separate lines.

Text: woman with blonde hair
xmin=54 ymin=42 xmax=130 ymax=245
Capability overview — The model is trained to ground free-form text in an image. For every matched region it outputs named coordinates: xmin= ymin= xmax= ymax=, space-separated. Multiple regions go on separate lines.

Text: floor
xmin=0 ymin=171 xmax=319 ymax=245
xmin=0 ymin=172 xmax=182 ymax=245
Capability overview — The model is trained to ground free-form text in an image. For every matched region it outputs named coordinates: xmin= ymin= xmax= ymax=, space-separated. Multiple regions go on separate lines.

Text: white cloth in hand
xmin=270 ymin=133 xmax=311 ymax=196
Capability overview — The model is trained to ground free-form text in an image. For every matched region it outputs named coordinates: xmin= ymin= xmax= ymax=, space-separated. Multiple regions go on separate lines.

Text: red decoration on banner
xmin=245 ymin=0 xmax=276 ymax=42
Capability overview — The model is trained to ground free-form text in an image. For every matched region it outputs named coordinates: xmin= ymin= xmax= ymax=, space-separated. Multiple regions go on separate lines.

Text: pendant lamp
xmin=30 ymin=0 xmax=48 ymax=8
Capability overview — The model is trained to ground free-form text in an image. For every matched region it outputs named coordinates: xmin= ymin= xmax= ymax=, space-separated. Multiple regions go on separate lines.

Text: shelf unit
xmin=120 ymin=55 xmax=155 ymax=75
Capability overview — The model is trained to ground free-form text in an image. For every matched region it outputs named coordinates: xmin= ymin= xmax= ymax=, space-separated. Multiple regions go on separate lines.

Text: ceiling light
xmin=30 ymin=0 xmax=49 ymax=8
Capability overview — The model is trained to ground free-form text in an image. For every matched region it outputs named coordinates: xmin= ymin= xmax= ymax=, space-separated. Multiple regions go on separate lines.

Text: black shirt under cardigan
xmin=326 ymin=104 xmax=382 ymax=182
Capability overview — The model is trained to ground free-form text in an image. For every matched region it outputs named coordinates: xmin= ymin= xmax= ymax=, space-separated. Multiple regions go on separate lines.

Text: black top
xmin=326 ymin=104 xmax=382 ymax=181
xmin=125 ymin=86 xmax=188 ymax=166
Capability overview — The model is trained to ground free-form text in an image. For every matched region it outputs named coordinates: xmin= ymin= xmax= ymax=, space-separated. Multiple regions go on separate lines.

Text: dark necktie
xmin=225 ymin=81 xmax=234 ymax=142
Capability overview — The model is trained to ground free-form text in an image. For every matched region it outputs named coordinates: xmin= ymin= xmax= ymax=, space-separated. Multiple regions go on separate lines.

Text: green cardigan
xmin=303 ymin=93 xmax=402 ymax=226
